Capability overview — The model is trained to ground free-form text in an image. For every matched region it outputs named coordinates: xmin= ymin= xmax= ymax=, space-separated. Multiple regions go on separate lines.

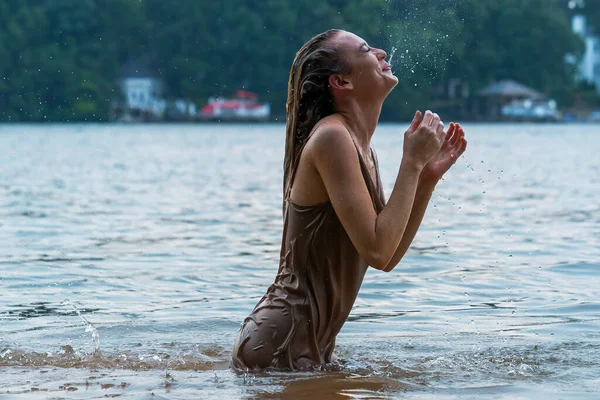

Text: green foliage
xmin=380 ymin=0 xmax=584 ymax=118
xmin=0 ymin=0 xmax=591 ymax=121
xmin=0 ymin=0 xmax=145 ymax=121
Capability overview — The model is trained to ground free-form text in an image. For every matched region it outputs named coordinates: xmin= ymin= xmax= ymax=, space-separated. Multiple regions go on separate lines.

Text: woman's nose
xmin=376 ymin=48 xmax=387 ymax=60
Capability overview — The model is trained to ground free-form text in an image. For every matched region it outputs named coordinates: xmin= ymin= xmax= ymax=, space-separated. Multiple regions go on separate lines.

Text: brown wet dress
xmin=231 ymin=133 xmax=386 ymax=371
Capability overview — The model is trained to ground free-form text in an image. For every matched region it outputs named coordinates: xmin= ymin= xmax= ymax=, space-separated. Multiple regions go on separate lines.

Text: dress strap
xmin=285 ymin=121 xmax=383 ymax=212
xmin=346 ymin=134 xmax=378 ymax=192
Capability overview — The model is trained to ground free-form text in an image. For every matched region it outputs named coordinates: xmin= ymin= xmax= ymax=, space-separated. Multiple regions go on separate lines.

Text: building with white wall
xmin=572 ymin=14 xmax=600 ymax=91
xmin=119 ymin=61 xmax=166 ymax=118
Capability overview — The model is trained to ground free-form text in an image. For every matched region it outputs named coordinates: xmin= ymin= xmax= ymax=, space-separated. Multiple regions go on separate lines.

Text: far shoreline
xmin=1 ymin=120 xmax=595 ymax=126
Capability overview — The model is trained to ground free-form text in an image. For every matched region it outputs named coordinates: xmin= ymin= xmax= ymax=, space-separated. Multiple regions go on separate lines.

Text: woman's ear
xmin=329 ymin=74 xmax=353 ymax=91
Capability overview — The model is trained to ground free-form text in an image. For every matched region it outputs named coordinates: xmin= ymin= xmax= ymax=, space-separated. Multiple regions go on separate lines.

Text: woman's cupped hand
xmin=403 ymin=110 xmax=467 ymax=183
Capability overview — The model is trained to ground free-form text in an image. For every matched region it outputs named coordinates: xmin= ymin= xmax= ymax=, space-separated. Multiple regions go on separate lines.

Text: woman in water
xmin=231 ymin=29 xmax=467 ymax=371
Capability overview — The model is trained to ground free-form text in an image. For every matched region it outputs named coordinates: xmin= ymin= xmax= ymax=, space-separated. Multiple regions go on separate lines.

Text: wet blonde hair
xmin=283 ymin=29 xmax=351 ymax=202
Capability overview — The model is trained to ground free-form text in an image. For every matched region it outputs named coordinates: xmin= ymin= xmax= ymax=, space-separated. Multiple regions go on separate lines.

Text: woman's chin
xmin=382 ymin=69 xmax=398 ymax=81
xmin=386 ymin=74 xmax=399 ymax=87
xmin=382 ymin=77 xmax=399 ymax=98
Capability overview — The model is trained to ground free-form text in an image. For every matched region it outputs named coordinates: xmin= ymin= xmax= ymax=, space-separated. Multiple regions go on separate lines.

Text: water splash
xmin=383 ymin=0 xmax=457 ymax=83
xmin=61 ymin=300 xmax=101 ymax=358
xmin=463 ymin=156 xmax=475 ymax=172
xmin=387 ymin=46 xmax=398 ymax=67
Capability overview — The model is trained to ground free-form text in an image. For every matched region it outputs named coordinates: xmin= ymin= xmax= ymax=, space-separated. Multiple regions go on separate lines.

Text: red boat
xmin=200 ymin=90 xmax=271 ymax=121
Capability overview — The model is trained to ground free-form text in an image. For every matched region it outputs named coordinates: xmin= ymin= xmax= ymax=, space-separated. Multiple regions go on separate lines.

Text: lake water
xmin=1 ymin=123 xmax=599 ymax=399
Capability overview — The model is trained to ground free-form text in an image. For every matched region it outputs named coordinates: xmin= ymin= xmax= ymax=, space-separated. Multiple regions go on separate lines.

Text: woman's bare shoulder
xmin=304 ymin=116 xmax=355 ymax=160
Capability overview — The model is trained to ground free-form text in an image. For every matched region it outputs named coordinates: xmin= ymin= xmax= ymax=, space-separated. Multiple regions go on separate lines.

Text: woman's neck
xmin=335 ymin=97 xmax=383 ymax=151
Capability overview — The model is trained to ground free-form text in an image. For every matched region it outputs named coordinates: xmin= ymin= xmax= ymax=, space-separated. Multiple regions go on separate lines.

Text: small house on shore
xmin=473 ymin=80 xmax=558 ymax=121
xmin=109 ymin=61 xmax=166 ymax=122
xmin=110 ymin=61 xmax=202 ymax=122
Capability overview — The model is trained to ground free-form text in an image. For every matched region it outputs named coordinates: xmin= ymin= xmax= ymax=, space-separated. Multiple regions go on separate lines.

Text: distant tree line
xmin=0 ymin=0 xmax=594 ymax=122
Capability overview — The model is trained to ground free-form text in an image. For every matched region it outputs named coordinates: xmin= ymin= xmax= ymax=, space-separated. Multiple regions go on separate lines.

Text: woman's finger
xmin=421 ymin=110 xmax=434 ymax=127
xmin=459 ymin=138 xmax=467 ymax=155
xmin=445 ymin=122 xmax=455 ymax=141
xmin=436 ymin=120 xmax=445 ymax=135
xmin=431 ymin=113 xmax=441 ymax=128
xmin=450 ymin=127 xmax=461 ymax=145
xmin=408 ymin=110 xmax=422 ymax=133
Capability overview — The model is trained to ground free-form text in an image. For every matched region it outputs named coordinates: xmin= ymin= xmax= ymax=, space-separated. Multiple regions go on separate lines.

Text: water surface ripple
xmin=1 ymin=123 xmax=599 ymax=399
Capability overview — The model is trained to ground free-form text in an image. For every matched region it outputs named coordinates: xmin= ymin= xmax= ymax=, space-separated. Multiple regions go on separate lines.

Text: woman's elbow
xmin=382 ymin=259 xmax=400 ymax=273
xmin=366 ymin=251 xmax=393 ymax=272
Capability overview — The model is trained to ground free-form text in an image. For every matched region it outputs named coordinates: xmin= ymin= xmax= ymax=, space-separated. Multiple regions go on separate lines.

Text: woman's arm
xmin=383 ymin=178 xmax=435 ymax=272
xmin=384 ymin=121 xmax=467 ymax=272
xmin=306 ymin=111 xmax=446 ymax=270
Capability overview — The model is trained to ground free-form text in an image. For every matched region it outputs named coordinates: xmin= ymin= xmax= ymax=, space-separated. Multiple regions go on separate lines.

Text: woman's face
xmin=332 ymin=31 xmax=398 ymax=96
